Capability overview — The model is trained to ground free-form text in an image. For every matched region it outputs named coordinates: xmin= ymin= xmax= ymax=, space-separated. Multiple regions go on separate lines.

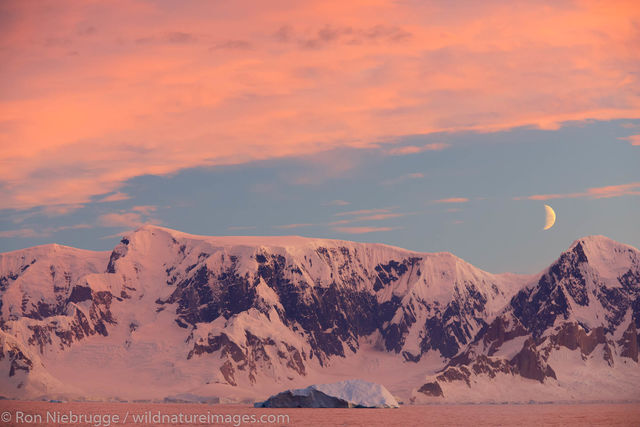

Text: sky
xmin=1 ymin=0 xmax=639 ymax=274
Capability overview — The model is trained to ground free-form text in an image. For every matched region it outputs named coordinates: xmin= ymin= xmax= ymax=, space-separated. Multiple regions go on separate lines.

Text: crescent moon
xmin=543 ymin=204 xmax=556 ymax=230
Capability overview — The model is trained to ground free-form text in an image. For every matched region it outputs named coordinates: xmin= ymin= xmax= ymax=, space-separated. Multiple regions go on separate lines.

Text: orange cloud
xmin=516 ymin=182 xmax=640 ymax=201
xmin=433 ymin=197 xmax=469 ymax=204
xmin=1 ymin=0 xmax=639 ymax=210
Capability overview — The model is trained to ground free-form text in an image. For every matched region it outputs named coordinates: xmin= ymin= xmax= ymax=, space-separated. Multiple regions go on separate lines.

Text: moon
xmin=543 ymin=204 xmax=556 ymax=230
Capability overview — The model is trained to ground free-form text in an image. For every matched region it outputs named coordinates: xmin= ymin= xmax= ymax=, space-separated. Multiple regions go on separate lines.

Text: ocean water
xmin=0 ymin=401 xmax=638 ymax=426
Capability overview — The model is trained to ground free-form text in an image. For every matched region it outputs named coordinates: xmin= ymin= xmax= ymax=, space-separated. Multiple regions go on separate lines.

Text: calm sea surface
xmin=0 ymin=401 xmax=638 ymax=426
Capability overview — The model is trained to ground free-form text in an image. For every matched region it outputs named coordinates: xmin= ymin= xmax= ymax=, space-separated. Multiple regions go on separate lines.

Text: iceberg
xmin=254 ymin=379 xmax=399 ymax=408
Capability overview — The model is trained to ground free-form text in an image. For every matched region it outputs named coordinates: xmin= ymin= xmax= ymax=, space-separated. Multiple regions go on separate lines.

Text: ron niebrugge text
xmin=2 ymin=410 xmax=290 ymax=426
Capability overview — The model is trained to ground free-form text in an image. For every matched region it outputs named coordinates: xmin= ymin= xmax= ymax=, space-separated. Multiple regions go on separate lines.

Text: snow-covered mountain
xmin=415 ymin=236 xmax=640 ymax=402
xmin=0 ymin=226 xmax=638 ymax=403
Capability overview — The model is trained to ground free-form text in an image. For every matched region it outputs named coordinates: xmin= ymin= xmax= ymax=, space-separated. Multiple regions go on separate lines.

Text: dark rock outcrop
xmin=256 ymin=389 xmax=352 ymax=408
xmin=549 ymin=323 xmax=608 ymax=357
xmin=417 ymin=381 xmax=444 ymax=397
xmin=0 ymin=336 xmax=34 ymax=378
xmin=618 ymin=321 xmax=639 ymax=362
xmin=510 ymin=339 xmax=556 ymax=383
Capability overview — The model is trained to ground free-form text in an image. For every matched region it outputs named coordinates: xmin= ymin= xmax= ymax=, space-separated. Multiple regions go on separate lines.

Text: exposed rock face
xmin=417 ymin=382 xmax=443 ymax=397
xmin=437 ymin=365 xmax=472 ymax=386
xmin=0 ymin=245 xmax=112 ymax=386
xmin=0 ymin=333 xmax=33 ymax=378
xmin=161 ymin=246 xmax=502 ymax=367
xmin=20 ymin=287 xmax=115 ymax=356
xmin=618 ymin=321 xmax=639 ymax=362
xmin=431 ymin=336 xmax=554 ymax=389
xmin=510 ymin=339 xmax=557 ymax=382
xmin=418 ymin=283 xmax=491 ymax=359
xmin=255 ymin=389 xmax=353 ymax=408
xmin=549 ymin=323 xmax=612 ymax=365
xmin=478 ymin=314 xmax=529 ymax=356
xmin=186 ymin=330 xmax=306 ymax=386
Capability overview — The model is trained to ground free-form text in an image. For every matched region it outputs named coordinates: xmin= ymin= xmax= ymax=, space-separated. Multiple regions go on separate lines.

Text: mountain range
xmin=0 ymin=225 xmax=638 ymax=403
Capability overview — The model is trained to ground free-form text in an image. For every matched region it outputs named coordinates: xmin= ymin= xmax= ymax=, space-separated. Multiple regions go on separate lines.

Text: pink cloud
xmin=97 ymin=213 xmax=145 ymax=228
xmin=97 ymin=192 xmax=131 ymax=203
xmin=619 ymin=135 xmax=640 ymax=146
xmin=333 ymin=226 xmax=397 ymax=234
xmin=40 ymin=204 xmax=86 ymax=216
xmin=358 ymin=213 xmax=407 ymax=221
xmin=382 ymin=172 xmax=424 ymax=185
xmin=97 ymin=208 xmax=161 ymax=228
xmin=516 ymin=182 xmax=640 ymax=201
xmin=100 ymin=231 xmax=131 ymax=240
xmin=274 ymin=223 xmax=314 ymax=229
xmin=131 ymin=205 xmax=158 ymax=215
xmin=385 ymin=143 xmax=450 ymax=156
xmin=53 ymin=224 xmax=92 ymax=232
xmin=325 ymin=200 xmax=350 ymax=206
xmin=1 ymin=0 xmax=639 ymax=210
xmin=328 ymin=219 xmax=352 ymax=226
xmin=329 ymin=210 xmax=409 ymax=225
xmin=8 ymin=204 xmax=85 ymax=224
xmin=0 ymin=223 xmax=91 ymax=239
xmin=335 ymin=208 xmax=391 ymax=217
xmin=433 ymin=197 xmax=469 ymax=204
xmin=0 ymin=228 xmax=40 ymax=238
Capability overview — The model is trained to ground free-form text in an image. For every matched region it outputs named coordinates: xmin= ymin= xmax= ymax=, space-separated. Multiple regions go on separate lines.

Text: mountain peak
xmin=123 ymin=224 xmax=426 ymax=256
xmin=0 ymin=242 xmax=107 ymax=259
xmin=569 ymin=235 xmax=636 ymax=252
xmin=565 ymin=235 xmax=639 ymax=272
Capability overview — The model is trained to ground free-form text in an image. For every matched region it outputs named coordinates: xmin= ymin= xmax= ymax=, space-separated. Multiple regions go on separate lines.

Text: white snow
xmin=492 ymin=336 xmax=528 ymax=360
xmin=314 ymin=379 xmax=398 ymax=408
